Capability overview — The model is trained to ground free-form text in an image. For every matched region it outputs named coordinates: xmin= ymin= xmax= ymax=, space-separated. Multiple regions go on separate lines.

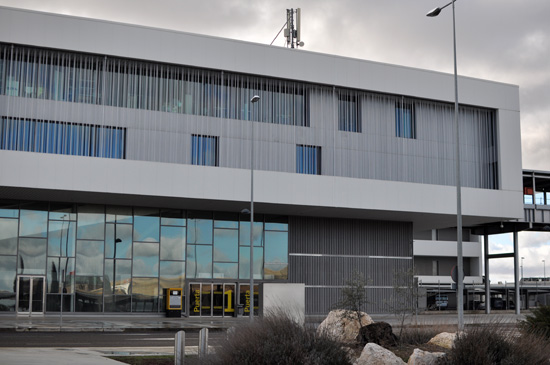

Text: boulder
xmin=357 ymin=321 xmax=398 ymax=348
xmin=354 ymin=343 xmax=406 ymax=365
xmin=317 ymin=309 xmax=374 ymax=344
xmin=427 ymin=332 xmax=457 ymax=349
xmin=407 ymin=348 xmax=446 ymax=365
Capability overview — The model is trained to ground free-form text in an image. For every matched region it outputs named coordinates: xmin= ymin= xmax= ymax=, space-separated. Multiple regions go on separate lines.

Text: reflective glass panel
xmin=104 ymin=259 xmax=131 ymax=295
xmin=0 ymin=218 xmax=18 ymax=255
xmin=75 ymin=275 xmax=104 ymax=312
xmin=160 ymin=261 xmax=185 ymax=289
xmin=239 ymin=221 xmax=264 ymax=246
xmin=18 ymin=238 xmax=47 ymax=275
xmin=133 ymin=242 xmax=159 ymax=277
xmin=160 ymin=209 xmax=186 ymax=227
xmin=47 ymin=220 xmax=76 ymax=257
xmin=214 ymin=213 xmax=239 ymax=229
xmin=132 ymin=277 xmax=159 ymax=312
xmin=77 ymin=205 xmax=105 ymax=240
xmin=134 ymin=212 xmax=160 ymax=243
xmin=105 ymin=223 xmax=132 ymax=259
xmin=213 ymin=228 xmax=238 ymax=262
xmin=0 ymin=201 xmax=18 ymax=218
xmin=213 ymin=263 xmax=238 ymax=279
xmin=239 ymin=284 xmax=259 ymax=316
xmin=46 ymin=257 xmax=75 ymax=294
xmin=239 ymin=246 xmax=263 ymax=280
xmin=19 ymin=209 xmax=48 ymax=238
xmin=160 ymin=226 xmax=186 ymax=261
xmin=186 ymin=245 xmax=212 ymax=279
xmin=264 ymin=231 xmax=288 ymax=280
xmin=75 ymin=240 xmax=104 ymax=276
xmin=0 ymin=256 xmax=16 ymax=311
xmin=49 ymin=203 xmax=77 ymax=221
xmin=106 ymin=206 xmax=133 ymax=224
xmin=265 ymin=216 xmax=288 ymax=231
xmin=187 ymin=218 xmax=213 ymax=244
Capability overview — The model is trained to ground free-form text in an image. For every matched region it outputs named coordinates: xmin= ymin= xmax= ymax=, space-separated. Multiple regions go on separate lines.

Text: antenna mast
xmin=284 ymin=8 xmax=304 ymax=48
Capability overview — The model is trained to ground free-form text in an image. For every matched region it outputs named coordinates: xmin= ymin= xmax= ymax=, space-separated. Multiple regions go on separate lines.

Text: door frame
xmin=16 ymin=275 xmax=46 ymax=316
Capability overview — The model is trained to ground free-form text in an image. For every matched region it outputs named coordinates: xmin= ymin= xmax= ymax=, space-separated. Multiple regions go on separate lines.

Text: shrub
xmin=519 ymin=305 xmax=550 ymax=340
xmin=207 ymin=313 xmax=350 ymax=365
xmin=441 ymin=323 xmax=550 ymax=365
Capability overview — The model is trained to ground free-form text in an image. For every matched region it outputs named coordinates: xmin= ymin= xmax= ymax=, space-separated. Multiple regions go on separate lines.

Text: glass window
xmin=18 ymin=238 xmax=47 ymax=275
xmin=264 ymin=231 xmax=289 ymax=280
xmin=75 ymin=275 xmax=104 ymax=312
xmin=131 ymin=277 xmax=159 ymax=313
xmin=105 ymin=223 xmax=132 ymax=259
xmin=0 ymin=117 xmax=126 ymax=159
xmin=395 ymin=100 xmax=416 ymax=139
xmin=0 ymin=256 xmax=17 ymax=311
xmin=0 ymin=201 xmax=19 ymax=218
xmin=338 ymin=93 xmax=361 ymax=132
xmin=296 ymin=145 xmax=321 ymax=175
xmin=213 ymin=262 xmax=238 ymax=279
xmin=214 ymin=212 xmax=239 ymax=229
xmin=191 ymin=134 xmax=219 ymax=166
xmin=0 ymin=218 xmax=18 ymax=255
xmin=160 ymin=226 xmax=186 ymax=261
xmin=186 ymin=244 xmax=212 ymax=279
xmin=161 ymin=209 xmax=186 ymax=227
xmin=106 ymin=206 xmax=133 ymax=224
xmin=77 ymin=205 xmax=105 ymax=240
xmin=104 ymin=259 xmax=131 ymax=296
xmin=160 ymin=261 xmax=185 ymax=289
xmin=265 ymin=216 xmax=288 ymax=231
xmin=49 ymin=203 xmax=77 ymax=221
xmin=19 ymin=209 xmax=48 ymax=238
xmin=134 ymin=209 xmax=160 ymax=243
xmin=187 ymin=218 xmax=213 ymax=244
xmin=133 ymin=242 xmax=159 ymax=277
xmin=239 ymin=221 xmax=264 ymax=247
xmin=75 ymin=240 xmax=104 ymax=276
xmin=47 ymin=220 xmax=76 ymax=257
xmin=47 ymin=257 xmax=75 ymax=294
xmin=214 ymin=228 xmax=238 ymax=262
xmin=239 ymin=246 xmax=263 ymax=280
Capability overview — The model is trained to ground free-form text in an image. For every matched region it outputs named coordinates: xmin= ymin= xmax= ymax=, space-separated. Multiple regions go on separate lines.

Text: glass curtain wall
xmin=0 ymin=200 xmax=288 ymax=313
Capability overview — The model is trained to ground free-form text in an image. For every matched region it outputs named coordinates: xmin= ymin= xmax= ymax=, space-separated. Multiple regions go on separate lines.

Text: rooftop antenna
xmin=279 ymin=8 xmax=304 ymax=48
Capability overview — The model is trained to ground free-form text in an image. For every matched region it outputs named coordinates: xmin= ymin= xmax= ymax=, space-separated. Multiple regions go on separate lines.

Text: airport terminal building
xmin=0 ymin=7 xmax=523 ymax=316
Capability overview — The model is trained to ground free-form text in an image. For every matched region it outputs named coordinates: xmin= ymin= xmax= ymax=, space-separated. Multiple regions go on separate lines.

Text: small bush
xmin=441 ymin=324 xmax=550 ymax=365
xmin=207 ymin=313 xmax=350 ymax=365
xmin=520 ymin=305 xmax=550 ymax=340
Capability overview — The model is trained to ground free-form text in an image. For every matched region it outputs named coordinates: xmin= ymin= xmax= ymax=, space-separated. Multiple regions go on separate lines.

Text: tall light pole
xmin=249 ymin=95 xmax=260 ymax=322
xmin=521 ymin=257 xmax=524 ymax=282
xmin=543 ymin=259 xmax=546 ymax=281
xmin=427 ymin=0 xmax=464 ymax=331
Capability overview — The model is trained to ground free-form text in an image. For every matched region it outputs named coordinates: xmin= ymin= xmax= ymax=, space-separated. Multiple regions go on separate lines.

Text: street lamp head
xmin=240 ymin=208 xmax=251 ymax=215
xmin=426 ymin=7 xmax=442 ymax=17
xmin=250 ymin=95 xmax=260 ymax=103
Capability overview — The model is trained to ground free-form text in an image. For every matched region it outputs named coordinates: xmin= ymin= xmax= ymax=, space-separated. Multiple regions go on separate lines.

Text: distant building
xmin=0 ymin=6 xmax=523 ymax=317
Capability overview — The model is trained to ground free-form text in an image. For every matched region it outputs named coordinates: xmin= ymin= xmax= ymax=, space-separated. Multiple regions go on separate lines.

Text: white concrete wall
xmin=260 ymin=283 xmax=305 ymax=324
xmin=413 ymin=240 xmax=481 ymax=258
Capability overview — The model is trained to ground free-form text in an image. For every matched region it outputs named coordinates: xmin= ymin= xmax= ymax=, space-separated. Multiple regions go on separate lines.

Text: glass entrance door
xmin=16 ymin=276 xmax=45 ymax=315
xmin=188 ymin=283 xmax=236 ymax=317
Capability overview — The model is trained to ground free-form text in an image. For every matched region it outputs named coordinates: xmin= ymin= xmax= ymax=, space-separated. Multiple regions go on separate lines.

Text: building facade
xmin=0 ymin=7 xmax=523 ymax=316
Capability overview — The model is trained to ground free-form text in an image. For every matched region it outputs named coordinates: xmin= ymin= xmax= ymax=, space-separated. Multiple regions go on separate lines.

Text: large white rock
xmin=317 ymin=309 xmax=374 ymax=343
xmin=354 ymin=343 xmax=406 ymax=365
xmin=407 ymin=348 xmax=446 ymax=365
xmin=427 ymin=332 xmax=457 ymax=349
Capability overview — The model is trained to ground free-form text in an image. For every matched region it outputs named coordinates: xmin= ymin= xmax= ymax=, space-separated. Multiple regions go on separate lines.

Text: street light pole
xmin=543 ymin=259 xmax=546 ymax=281
xmin=427 ymin=0 xmax=464 ymax=331
xmin=249 ymin=95 xmax=260 ymax=322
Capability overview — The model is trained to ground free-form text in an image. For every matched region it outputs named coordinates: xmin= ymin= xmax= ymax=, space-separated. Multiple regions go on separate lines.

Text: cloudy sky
xmin=1 ymin=0 xmax=549 ymax=283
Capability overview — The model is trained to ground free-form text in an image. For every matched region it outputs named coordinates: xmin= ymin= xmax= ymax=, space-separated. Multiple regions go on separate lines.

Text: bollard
xmin=199 ymin=328 xmax=209 ymax=358
xmin=174 ymin=330 xmax=185 ymax=365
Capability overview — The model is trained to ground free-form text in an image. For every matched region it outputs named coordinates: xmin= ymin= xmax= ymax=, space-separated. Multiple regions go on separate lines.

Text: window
xmin=296 ymin=145 xmax=321 ymax=175
xmin=0 ymin=117 xmax=126 ymax=159
xmin=395 ymin=100 xmax=416 ymax=139
xmin=338 ymin=93 xmax=361 ymax=132
xmin=191 ymin=135 xmax=219 ymax=166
